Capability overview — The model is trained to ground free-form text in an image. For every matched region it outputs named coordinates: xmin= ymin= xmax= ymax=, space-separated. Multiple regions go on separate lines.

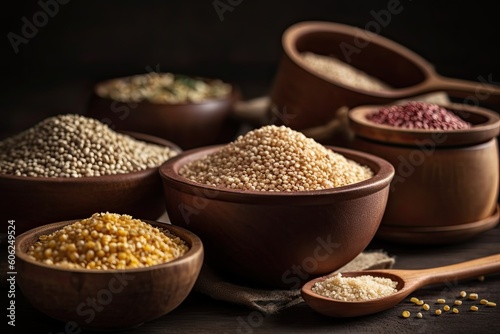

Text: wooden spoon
xmin=301 ymin=254 xmax=500 ymax=317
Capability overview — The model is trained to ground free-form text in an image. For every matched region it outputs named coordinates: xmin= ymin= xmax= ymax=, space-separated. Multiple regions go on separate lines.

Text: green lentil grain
xmin=96 ymin=72 xmax=231 ymax=103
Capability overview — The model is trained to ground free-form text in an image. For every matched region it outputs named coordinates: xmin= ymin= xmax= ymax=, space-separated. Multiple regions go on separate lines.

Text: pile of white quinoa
xmin=312 ymin=273 xmax=398 ymax=301
xmin=180 ymin=125 xmax=373 ymax=191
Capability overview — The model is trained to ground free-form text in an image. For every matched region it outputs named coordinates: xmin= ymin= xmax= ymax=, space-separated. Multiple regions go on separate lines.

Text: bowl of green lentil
xmin=15 ymin=212 xmax=204 ymax=330
xmin=348 ymin=101 xmax=500 ymax=244
xmin=86 ymin=72 xmax=240 ymax=150
xmin=0 ymin=114 xmax=182 ymax=234
xmin=159 ymin=125 xmax=395 ymax=289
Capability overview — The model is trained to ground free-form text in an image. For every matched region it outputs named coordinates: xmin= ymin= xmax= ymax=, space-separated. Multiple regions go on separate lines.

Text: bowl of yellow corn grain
xmin=159 ymin=125 xmax=395 ymax=289
xmin=15 ymin=212 xmax=204 ymax=331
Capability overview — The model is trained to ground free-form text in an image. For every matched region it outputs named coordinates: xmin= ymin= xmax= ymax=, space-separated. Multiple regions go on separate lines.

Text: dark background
xmin=1 ymin=0 xmax=499 ymax=139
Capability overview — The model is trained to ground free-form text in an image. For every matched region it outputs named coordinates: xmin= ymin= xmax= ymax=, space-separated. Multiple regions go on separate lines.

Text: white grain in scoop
xmin=312 ymin=273 xmax=398 ymax=301
xmin=301 ymin=52 xmax=392 ymax=91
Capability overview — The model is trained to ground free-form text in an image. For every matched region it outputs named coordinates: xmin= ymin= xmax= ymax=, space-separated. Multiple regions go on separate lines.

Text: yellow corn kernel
xmin=459 ymin=290 xmax=467 ymax=298
xmin=469 ymin=293 xmax=479 ymax=300
xmin=85 ymin=240 xmax=96 ymax=249
xmin=452 ymin=307 xmax=459 ymax=314
xmin=454 ymin=300 xmax=462 ymax=306
xmin=437 ymin=298 xmax=446 ymax=304
xmin=443 ymin=305 xmax=450 ymax=312
xmin=86 ymin=250 xmax=95 ymax=261
xmin=402 ymin=310 xmax=411 ymax=318
xmin=43 ymin=248 xmax=52 ymax=258
xmin=435 ymin=309 xmax=442 ymax=315
xmin=470 ymin=306 xmax=479 ymax=311
xmin=422 ymin=304 xmax=430 ymax=311
xmin=410 ymin=297 xmax=419 ymax=304
xmin=48 ymin=239 xmax=57 ymax=249
xmin=480 ymin=299 xmax=488 ymax=305
xmin=486 ymin=302 xmax=497 ymax=307
xmin=416 ymin=312 xmax=423 ymax=319
xmin=117 ymin=228 xmax=128 ymax=236
xmin=416 ymin=300 xmax=424 ymax=306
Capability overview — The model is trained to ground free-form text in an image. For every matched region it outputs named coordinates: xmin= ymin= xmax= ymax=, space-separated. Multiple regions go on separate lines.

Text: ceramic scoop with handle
xmin=269 ymin=21 xmax=500 ymax=131
xmin=301 ymin=253 xmax=500 ymax=317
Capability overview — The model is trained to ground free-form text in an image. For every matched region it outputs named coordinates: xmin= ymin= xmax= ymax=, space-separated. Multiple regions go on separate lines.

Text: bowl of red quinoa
xmin=159 ymin=125 xmax=394 ymax=289
xmin=0 ymin=114 xmax=182 ymax=234
xmin=15 ymin=213 xmax=204 ymax=330
xmin=348 ymin=101 xmax=500 ymax=243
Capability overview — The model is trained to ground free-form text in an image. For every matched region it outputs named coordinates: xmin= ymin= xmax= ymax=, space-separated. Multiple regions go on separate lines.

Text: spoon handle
xmin=396 ymin=75 xmax=500 ymax=107
xmin=408 ymin=253 xmax=500 ymax=286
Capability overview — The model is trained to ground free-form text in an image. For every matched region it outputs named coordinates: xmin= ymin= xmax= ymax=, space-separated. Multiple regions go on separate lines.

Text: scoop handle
xmin=397 ymin=74 xmax=500 ymax=107
xmin=409 ymin=253 xmax=500 ymax=287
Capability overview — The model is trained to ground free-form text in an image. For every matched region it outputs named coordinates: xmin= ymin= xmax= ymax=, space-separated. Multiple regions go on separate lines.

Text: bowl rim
xmin=0 ymin=130 xmax=182 ymax=182
xmin=93 ymin=73 xmax=239 ymax=106
xmin=15 ymin=219 xmax=204 ymax=274
xmin=348 ymin=102 xmax=500 ymax=147
xmin=282 ymin=20 xmax=434 ymax=97
xmin=159 ymin=144 xmax=395 ymax=204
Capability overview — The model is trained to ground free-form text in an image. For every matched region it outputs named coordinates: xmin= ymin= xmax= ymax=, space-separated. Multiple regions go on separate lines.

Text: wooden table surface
xmin=4 ymin=222 xmax=499 ymax=334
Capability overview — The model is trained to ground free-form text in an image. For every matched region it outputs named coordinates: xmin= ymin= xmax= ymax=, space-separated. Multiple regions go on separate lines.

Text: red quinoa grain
xmin=366 ymin=101 xmax=471 ymax=130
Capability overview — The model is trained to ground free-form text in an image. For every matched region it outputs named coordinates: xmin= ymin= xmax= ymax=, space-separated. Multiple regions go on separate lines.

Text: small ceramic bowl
xmin=86 ymin=74 xmax=240 ymax=149
xmin=159 ymin=145 xmax=394 ymax=289
xmin=348 ymin=102 xmax=500 ymax=244
xmin=268 ymin=21 xmax=500 ymax=133
xmin=0 ymin=131 xmax=181 ymax=235
xmin=16 ymin=220 xmax=204 ymax=331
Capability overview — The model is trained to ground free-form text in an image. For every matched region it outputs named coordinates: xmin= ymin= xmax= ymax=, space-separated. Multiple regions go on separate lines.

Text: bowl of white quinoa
xmin=0 ymin=114 xmax=181 ymax=234
xmin=86 ymin=72 xmax=239 ymax=150
xmin=159 ymin=125 xmax=394 ymax=289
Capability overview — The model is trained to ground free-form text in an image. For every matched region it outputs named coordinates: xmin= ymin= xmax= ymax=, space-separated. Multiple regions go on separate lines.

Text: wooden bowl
xmin=268 ymin=21 xmax=500 ymax=132
xmin=348 ymin=102 xmax=500 ymax=243
xmin=0 ymin=132 xmax=181 ymax=235
xmin=159 ymin=145 xmax=395 ymax=289
xmin=86 ymin=75 xmax=240 ymax=150
xmin=16 ymin=220 xmax=204 ymax=331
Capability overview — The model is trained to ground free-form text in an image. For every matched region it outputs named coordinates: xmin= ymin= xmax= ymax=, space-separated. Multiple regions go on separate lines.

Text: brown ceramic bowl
xmin=269 ymin=21 xmax=500 ymax=133
xmin=348 ymin=102 xmax=500 ymax=244
xmin=159 ymin=145 xmax=395 ymax=289
xmin=16 ymin=220 xmax=203 ymax=330
xmin=0 ymin=131 xmax=181 ymax=235
xmin=86 ymin=74 xmax=240 ymax=150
